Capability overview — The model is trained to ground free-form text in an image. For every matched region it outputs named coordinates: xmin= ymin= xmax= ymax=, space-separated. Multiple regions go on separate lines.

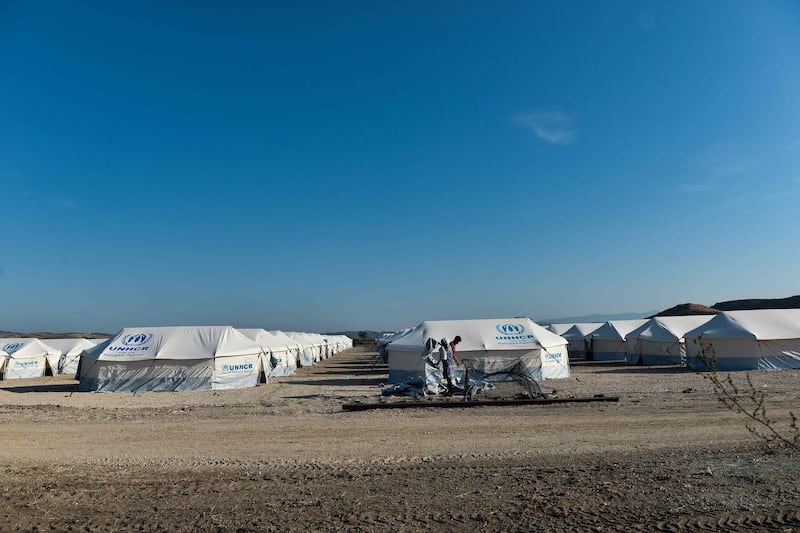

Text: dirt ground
xmin=1 ymin=347 xmax=799 ymax=532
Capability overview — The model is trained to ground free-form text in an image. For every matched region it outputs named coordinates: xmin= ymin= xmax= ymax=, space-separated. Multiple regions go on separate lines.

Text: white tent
xmin=387 ymin=318 xmax=570 ymax=384
xmin=328 ymin=335 xmax=345 ymax=353
xmin=78 ymin=326 xmax=267 ymax=392
xmin=238 ymin=328 xmax=298 ymax=377
xmin=624 ymin=315 xmax=716 ymax=366
xmin=0 ymin=338 xmax=60 ymax=380
xmin=42 ymin=338 xmax=102 ymax=376
xmin=307 ymin=333 xmax=329 ymax=359
xmin=327 ymin=334 xmax=351 ymax=354
xmin=334 ymin=334 xmax=353 ymax=352
xmin=684 ymin=309 xmax=800 ymax=371
xmin=561 ymin=323 xmax=603 ymax=359
xmin=377 ymin=327 xmax=413 ymax=360
xmin=546 ymin=323 xmax=576 ymax=336
xmin=267 ymin=330 xmax=304 ymax=366
xmin=284 ymin=332 xmax=319 ymax=366
xmin=588 ymin=320 xmax=648 ymax=361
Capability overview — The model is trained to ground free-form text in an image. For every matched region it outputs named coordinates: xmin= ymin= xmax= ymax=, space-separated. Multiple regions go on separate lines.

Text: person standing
xmin=439 ymin=336 xmax=461 ymax=396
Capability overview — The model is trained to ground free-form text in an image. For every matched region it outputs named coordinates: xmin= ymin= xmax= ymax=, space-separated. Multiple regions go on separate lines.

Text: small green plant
xmin=691 ymin=337 xmax=798 ymax=451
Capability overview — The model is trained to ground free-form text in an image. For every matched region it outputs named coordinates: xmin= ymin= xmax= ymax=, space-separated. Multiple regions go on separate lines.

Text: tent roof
xmin=267 ymin=330 xmax=302 ymax=347
xmin=684 ymin=309 xmax=800 ymax=341
xmin=547 ymin=323 xmax=575 ymax=336
xmin=284 ymin=332 xmax=322 ymax=345
xmin=39 ymin=338 xmax=98 ymax=356
xmin=87 ymin=326 xmax=264 ymax=362
xmin=388 ymin=318 xmax=567 ymax=352
xmin=378 ymin=327 xmax=414 ymax=345
xmin=0 ymin=338 xmax=58 ymax=358
xmin=238 ymin=329 xmax=295 ymax=351
xmin=589 ymin=319 xmax=649 ymax=341
xmin=627 ymin=315 xmax=716 ymax=342
xmin=561 ymin=323 xmax=604 ymax=341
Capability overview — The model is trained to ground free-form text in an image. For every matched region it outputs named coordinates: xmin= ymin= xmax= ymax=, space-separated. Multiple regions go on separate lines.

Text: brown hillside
xmin=649 ymin=303 xmax=721 ymax=319
xmin=713 ymin=295 xmax=800 ymax=311
xmin=0 ymin=331 xmax=110 ymax=339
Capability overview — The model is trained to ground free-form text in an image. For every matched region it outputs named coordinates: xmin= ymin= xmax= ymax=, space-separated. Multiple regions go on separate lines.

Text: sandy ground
xmin=1 ymin=347 xmax=799 ymax=531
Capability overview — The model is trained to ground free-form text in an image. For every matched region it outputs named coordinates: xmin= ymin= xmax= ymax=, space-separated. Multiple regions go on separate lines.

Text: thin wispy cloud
xmin=710 ymin=159 xmax=750 ymax=177
xmin=513 ymin=110 xmax=577 ymax=145
xmin=679 ymin=138 xmax=800 ymax=194
xmin=679 ymin=142 xmax=752 ymax=193
xmin=697 ymin=142 xmax=752 ymax=177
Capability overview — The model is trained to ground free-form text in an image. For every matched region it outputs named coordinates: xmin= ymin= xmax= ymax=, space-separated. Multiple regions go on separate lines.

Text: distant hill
xmin=713 ymin=295 xmax=800 ymax=311
xmin=540 ymin=311 xmax=656 ymax=326
xmin=324 ymin=331 xmax=390 ymax=341
xmin=0 ymin=329 xmax=381 ymax=341
xmin=0 ymin=331 xmax=110 ymax=339
xmin=649 ymin=303 xmax=721 ymax=318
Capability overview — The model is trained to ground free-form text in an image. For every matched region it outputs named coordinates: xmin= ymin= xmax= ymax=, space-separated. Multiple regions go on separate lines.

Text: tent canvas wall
xmin=589 ymin=320 xmax=648 ymax=361
xmin=0 ymin=338 xmax=59 ymax=380
xmin=387 ymin=318 xmax=570 ymax=385
xmin=330 ymin=335 xmax=350 ymax=353
xmin=238 ymin=328 xmax=298 ymax=377
xmin=284 ymin=332 xmax=319 ymax=366
xmin=377 ymin=327 xmax=413 ymax=361
xmin=624 ymin=315 xmax=716 ymax=366
xmin=307 ymin=333 xmax=329 ymax=359
xmin=78 ymin=326 xmax=267 ymax=392
xmin=561 ymin=323 xmax=603 ymax=359
xmin=684 ymin=309 xmax=800 ymax=371
xmin=42 ymin=338 xmax=101 ymax=376
xmin=268 ymin=331 xmax=303 ymax=367
xmin=328 ymin=334 xmax=351 ymax=354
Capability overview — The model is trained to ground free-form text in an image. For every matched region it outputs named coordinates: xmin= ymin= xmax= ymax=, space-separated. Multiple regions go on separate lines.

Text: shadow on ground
xmin=284 ymin=378 xmax=386 ymax=387
xmin=0 ymin=382 xmax=80 ymax=394
xmin=590 ymin=366 xmax=694 ymax=375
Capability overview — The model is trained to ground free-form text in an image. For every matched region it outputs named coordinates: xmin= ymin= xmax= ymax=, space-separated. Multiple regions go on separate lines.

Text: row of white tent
xmin=0 ymin=337 xmax=106 ymax=380
xmin=547 ymin=309 xmax=800 ymax=371
xmin=0 ymin=329 xmax=353 ymax=390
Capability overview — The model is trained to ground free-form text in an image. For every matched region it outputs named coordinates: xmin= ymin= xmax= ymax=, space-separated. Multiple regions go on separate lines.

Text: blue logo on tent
xmin=222 ymin=363 xmax=253 ymax=373
xmin=496 ymin=324 xmax=525 ymax=336
xmin=3 ymin=342 xmax=23 ymax=354
xmin=121 ymin=333 xmax=152 ymax=346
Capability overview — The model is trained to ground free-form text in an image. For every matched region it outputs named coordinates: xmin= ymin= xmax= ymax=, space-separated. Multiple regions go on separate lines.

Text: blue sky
xmin=2 ymin=1 xmax=800 ymax=333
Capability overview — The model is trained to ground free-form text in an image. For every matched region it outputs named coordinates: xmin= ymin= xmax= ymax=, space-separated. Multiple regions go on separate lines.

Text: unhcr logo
xmin=108 ymin=332 xmax=153 ymax=353
xmin=14 ymin=360 xmax=38 ymax=367
xmin=121 ymin=333 xmax=152 ymax=346
xmin=3 ymin=342 xmax=23 ymax=354
xmin=495 ymin=323 xmax=535 ymax=344
xmin=222 ymin=363 xmax=254 ymax=373
xmin=496 ymin=323 xmax=525 ymax=336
